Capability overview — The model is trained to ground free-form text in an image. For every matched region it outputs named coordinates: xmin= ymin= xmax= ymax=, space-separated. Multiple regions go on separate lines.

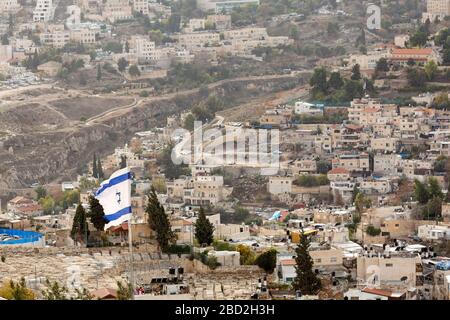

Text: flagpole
xmin=128 ymin=214 xmax=135 ymax=300
xmin=127 ymin=172 xmax=135 ymax=300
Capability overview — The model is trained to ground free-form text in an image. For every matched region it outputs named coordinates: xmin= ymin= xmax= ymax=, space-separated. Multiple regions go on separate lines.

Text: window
xmin=385 ymin=263 xmax=393 ymax=267
xmin=315 ymin=258 xmax=322 ymax=263
xmin=330 ymin=257 xmax=337 ymax=263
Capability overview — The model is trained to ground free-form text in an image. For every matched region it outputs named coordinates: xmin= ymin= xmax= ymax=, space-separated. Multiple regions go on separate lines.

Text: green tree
xmin=97 ymin=158 xmax=104 ymax=180
xmin=236 ymin=244 xmax=256 ymax=265
xmin=375 ymin=58 xmax=389 ymax=72
xmin=117 ymin=57 xmax=129 ymax=72
xmin=414 ymin=179 xmax=430 ymax=204
xmin=157 ymin=143 xmax=190 ymax=179
xmin=79 ymin=73 xmax=87 ymax=86
xmin=0 ymin=278 xmax=35 ymax=300
xmin=60 ymin=189 xmax=80 ymax=209
xmin=428 ymin=177 xmax=443 ymax=199
xmin=183 ymin=113 xmax=195 ymax=131
xmin=146 ymin=187 xmax=175 ymax=252
xmin=88 ymin=195 xmax=105 ymax=231
xmin=254 ymin=248 xmax=277 ymax=273
xmin=71 ymin=204 xmax=89 ymax=244
xmin=328 ymin=72 xmax=343 ymax=90
xmin=148 ymin=30 xmax=164 ymax=45
xmin=128 ymin=64 xmax=141 ymax=77
xmin=366 ymin=225 xmax=381 ymax=236
xmin=424 ymin=60 xmax=438 ymax=81
xmin=292 ymin=231 xmax=321 ymax=295
xmin=310 ymin=67 xmax=328 ymax=96
xmin=120 ymin=155 xmax=127 ymax=169
xmin=407 ymin=68 xmax=427 ymax=87
xmin=116 ymin=281 xmax=133 ymax=300
xmin=355 ymin=192 xmax=371 ymax=213
xmin=92 ymin=154 xmax=98 ymax=178
xmin=79 ymin=176 xmax=99 ymax=191
xmin=1 ymin=34 xmax=9 ymax=45
xmin=409 ymin=29 xmax=428 ymax=47
xmin=425 ymin=196 xmax=442 ymax=220
xmin=35 ymin=185 xmax=47 ymax=201
xmin=327 ymin=22 xmax=338 ymax=36
xmin=74 ymin=287 xmax=94 ymax=300
xmin=96 ymin=64 xmax=102 ymax=81
xmin=41 ymin=279 xmax=69 ymax=300
xmin=355 ymin=28 xmax=366 ymax=47
xmin=351 ymin=64 xmax=361 ymax=80
xmin=39 ymin=195 xmax=55 ymax=215
xmin=194 ymin=207 xmax=215 ymax=246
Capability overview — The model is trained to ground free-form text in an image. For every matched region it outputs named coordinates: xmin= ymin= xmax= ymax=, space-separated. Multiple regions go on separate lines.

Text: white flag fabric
xmin=95 ymin=167 xmax=132 ymax=230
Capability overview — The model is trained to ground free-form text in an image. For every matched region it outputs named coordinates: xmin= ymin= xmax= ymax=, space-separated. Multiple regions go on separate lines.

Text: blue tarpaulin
xmin=436 ymin=261 xmax=450 ymax=271
xmin=0 ymin=228 xmax=43 ymax=245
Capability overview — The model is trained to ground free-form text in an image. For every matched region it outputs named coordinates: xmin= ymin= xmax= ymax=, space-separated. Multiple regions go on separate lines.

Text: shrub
xmin=366 ymin=225 xmax=381 ymax=237
xmin=255 ymin=248 xmax=277 ymax=273
xmin=165 ymin=244 xmax=191 ymax=255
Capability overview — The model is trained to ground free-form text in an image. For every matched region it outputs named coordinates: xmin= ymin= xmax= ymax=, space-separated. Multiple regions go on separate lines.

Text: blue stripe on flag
xmin=104 ymin=206 xmax=132 ymax=222
xmin=95 ymin=172 xmax=132 ymax=196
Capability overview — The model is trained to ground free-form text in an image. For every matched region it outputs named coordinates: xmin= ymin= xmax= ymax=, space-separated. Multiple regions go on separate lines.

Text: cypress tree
xmin=120 ymin=155 xmax=127 ymax=169
xmin=97 ymin=158 xmax=104 ymax=180
xmin=88 ymin=195 xmax=105 ymax=231
xmin=292 ymin=231 xmax=322 ymax=295
xmin=146 ymin=187 xmax=175 ymax=252
xmin=96 ymin=64 xmax=102 ymax=81
xmin=92 ymin=153 xmax=98 ymax=179
xmin=71 ymin=204 xmax=89 ymax=244
xmin=194 ymin=207 xmax=215 ymax=246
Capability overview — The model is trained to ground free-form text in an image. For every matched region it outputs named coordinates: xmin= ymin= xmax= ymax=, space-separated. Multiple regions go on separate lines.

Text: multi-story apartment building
xmin=373 ymin=154 xmax=401 ymax=176
xmin=133 ymin=0 xmax=149 ymax=15
xmin=206 ymin=14 xmax=232 ymax=30
xmin=360 ymin=178 xmax=393 ymax=195
xmin=197 ymin=0 xmax=260 ymax=13
xmin=184 ymin=175 xmax=229 ymax=206
xmin=33 ymin=0 xmax=55 ymax=22
xmin=173 ymin=32 xmax=221 ymax=49
xmin=357 ymin=252 xmax=422 ymax=288
xmin=289 ymin=159 xmax=317 ymax=175
xmin=268 ymin=176 xmax=293 ymax=195
xmin=40 ymin=25 xmax=70 ymax=48
xmin=389 ymin=48 xmax=441 ymax=65
xmin=422 ymin=0 xmax=450 ymax=22
xmin=130 ymin=35 xmax=157 ymax=62
xmin=102 ymin=0 xmax=133 ymax=23
xmin=370 ymin=137 xmax=399 ymax=153
xmin=0 ymin=0 xmax=21 ymax=13
xmin=70 ymin=26 xmax=97 ymax=44
xmin=223 ymin=27 xmax=268 ymax=40
xmin=332 ymin=153 xmax=370 ymax=175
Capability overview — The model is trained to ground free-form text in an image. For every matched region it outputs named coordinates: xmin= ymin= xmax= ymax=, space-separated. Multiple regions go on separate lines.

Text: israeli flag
xmin=95 ymin=167 xmax=132 ymax=230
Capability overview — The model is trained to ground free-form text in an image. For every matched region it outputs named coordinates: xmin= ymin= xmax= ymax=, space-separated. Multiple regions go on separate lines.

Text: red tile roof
xmin=91 ymin=288 xmax=117 ymax=300
xmin=328 ymin=168 xmax=350 ymax=175
xmin=391 ymin=48 xmax=433 ymax=55
xmin=361 ymin=287 xmax=392 ymax=297
xmin=280 ymin=259 xmax=296 ymax=266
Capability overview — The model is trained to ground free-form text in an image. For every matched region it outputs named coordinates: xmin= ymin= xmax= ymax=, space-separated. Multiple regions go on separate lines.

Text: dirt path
xmin=218 ymin=85 xmax=310 ymax=122
xmin=86 ymin=73 xmax=306 ymax=125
